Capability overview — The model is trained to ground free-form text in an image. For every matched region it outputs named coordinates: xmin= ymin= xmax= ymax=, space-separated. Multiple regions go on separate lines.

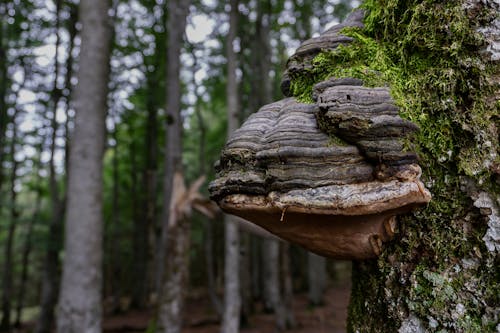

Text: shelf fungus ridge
xmin=281 ymin=9 xmax=365 ymax=97
xmin=209 ymin=17 xmax=431 ymax=261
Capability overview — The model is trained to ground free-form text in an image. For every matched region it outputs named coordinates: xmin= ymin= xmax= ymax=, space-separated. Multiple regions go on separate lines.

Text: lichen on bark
xmin=287 ymin=0 xmax=499 ymax=332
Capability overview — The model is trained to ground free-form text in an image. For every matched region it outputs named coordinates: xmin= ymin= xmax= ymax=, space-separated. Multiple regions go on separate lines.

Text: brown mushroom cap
xmin=209 ymin=10 xmax=431 ymax=260
xmin=209 ymin=96 xmax=431 ymax=259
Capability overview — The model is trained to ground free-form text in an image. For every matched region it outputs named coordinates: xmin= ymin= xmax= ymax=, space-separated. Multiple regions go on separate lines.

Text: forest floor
xmin=17 ymin=274 xmax=350 ymax=333
xmin=101 ymin=279 xmax=351 ymax=333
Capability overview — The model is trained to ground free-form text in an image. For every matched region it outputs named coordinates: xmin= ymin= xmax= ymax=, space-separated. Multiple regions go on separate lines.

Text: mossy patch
xmin=287 ymin=0 xmax=500 ymax=332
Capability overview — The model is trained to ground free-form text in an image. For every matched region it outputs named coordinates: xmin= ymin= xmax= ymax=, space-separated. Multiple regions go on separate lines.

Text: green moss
xmin=287 ymin=0 xmax=500 ymax=331
xmin=327 ymin=135 xmax=349 ymax=147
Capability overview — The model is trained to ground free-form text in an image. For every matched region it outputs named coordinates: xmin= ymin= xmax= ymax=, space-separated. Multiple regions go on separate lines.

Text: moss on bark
xmin=289 ymin=1 xmax=500 ymax=331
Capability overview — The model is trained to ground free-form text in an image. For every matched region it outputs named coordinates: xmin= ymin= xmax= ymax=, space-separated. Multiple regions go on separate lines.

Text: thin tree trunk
xmin=105 ymin=115 xmax=120 ymax=312
xmin=15 ymin=167 xmax=42 ymax=328
xmin=251 ymin=237 xmax=262 ymax=302
xmin=220 ymin=1 xmax=241 ymax=332
xmin=261 ymin=239 xmax=287 ymax=331
xmin=191 ymin=51 xmax=223 ymax=318
xmin=239 ymin=233 xmax=253 ymax=326
xmin=307 ymin=252 xmax=327 ymax=306
xmin=155 ymin=0 xmax=190 ymax=295
xmin=281 ymin=243 xmax=296 ymax=329
xmin=155 ymin=0 xmax=190 ymax=332
xmin=130 ymin=134 xmax=146 ymax=308
xmin=133 ymin=65 xmax=159 ymax=310
xmin=0 ymin=1 xmax=8 ymax=192
xmin=0 ymin=110 xmax=19 ymax=332
xmin=156 ymin=212 xmax=191 ymax=333
xmin=36 ymin=2 xmax=65 ymax=330
xmin=56 ymin=0 xmax=111 ymax=330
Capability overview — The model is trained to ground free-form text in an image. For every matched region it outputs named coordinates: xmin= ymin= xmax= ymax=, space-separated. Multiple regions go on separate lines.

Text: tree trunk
xmin=220 ymin=1 xmax=241 ymax=332
xmin=133 ymin=67 xmax=159 ymax=310
xmin=105 ymin=115 xmax=120 ymax=312
xmin=0 ymin=1 xmax=8 ymax=192
xmin=307 ymin=252 xmax=327 ymax=306
xmin=156 ymin=212 xmax=191 ymax=333
xmin=281 ymin=243 xmax=296 ymax=329
xmin=239 ymin=233 xmax=253 ymax=326
xmin=155 ymin=0 xmax=190 ymax=332
xmin=0 ymin=110 xmax=19 ymax=332
xmin=15 ymin=167 xmax=42 ymax=328
xmin=261 ymin=239 xmax=288 ymax=331
xmin=192 ymin=52 xmax=222 ymax=318
xmin=56 ymin=0 xmax=111 ymax=330
xmin=341 ymin=1 xmax=500 ymax=332
xmin=130 ymin=134 xmax=148 ymax=309
xmin=36 ymin=1 xmax=65 ymax=330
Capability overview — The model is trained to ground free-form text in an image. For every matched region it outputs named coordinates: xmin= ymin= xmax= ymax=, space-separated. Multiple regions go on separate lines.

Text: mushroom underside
xmin=219 ymin=180 xmax=430 ymax=259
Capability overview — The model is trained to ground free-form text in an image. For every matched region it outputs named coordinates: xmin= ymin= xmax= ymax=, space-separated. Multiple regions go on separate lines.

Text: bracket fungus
xmin=209 ymin=11 xmax=431 ymax=260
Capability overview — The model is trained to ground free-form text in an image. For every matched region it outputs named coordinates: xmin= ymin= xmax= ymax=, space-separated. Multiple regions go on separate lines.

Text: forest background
xmin=0 ymin=0 xmax=359 ymax=332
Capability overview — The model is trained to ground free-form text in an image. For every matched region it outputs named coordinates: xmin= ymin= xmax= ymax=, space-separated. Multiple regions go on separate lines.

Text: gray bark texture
xmin=220 ymin=1 xmax=241 ymax=332
xmin=55 ymin=0 xmax=111 ymax=331
xmin=155 ymin=0 xmax=190 ymax=332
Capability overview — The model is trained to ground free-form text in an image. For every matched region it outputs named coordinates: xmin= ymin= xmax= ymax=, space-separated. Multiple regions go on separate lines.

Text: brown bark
xmin=56 ymin=0 xmax=111 ymax=330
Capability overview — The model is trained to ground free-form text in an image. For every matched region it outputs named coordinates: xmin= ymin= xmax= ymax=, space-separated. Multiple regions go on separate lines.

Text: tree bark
xmin=220 ymin=1 xmax=241 ymax=332
xmin=56 ymin=0 xmax=111 ymax=331
xmin=344 ymin=1 xmax=500 ymax=332
xmin=155 ymin=0 xmax=190 ymax=332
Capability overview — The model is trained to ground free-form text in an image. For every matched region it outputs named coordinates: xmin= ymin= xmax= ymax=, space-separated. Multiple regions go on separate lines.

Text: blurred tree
xmin=308 ymin=252 xmax=327 ymax=306
xmin=155 ymin=0 xmax=191 ymax=332
xmin=0 ymin=1 xmax=8 ymax=193
xmin=0 ymin=109 xmax=19 ymax=332
xmin=36 ymin=2 xmax=77 ymax=332
xmin=56 ymin=0 xmax=112 ymax=331
xmin=15 ymin=155 xmax=42 ymax=328
xmin=221 ymin=0 xmax=241 ymax=332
